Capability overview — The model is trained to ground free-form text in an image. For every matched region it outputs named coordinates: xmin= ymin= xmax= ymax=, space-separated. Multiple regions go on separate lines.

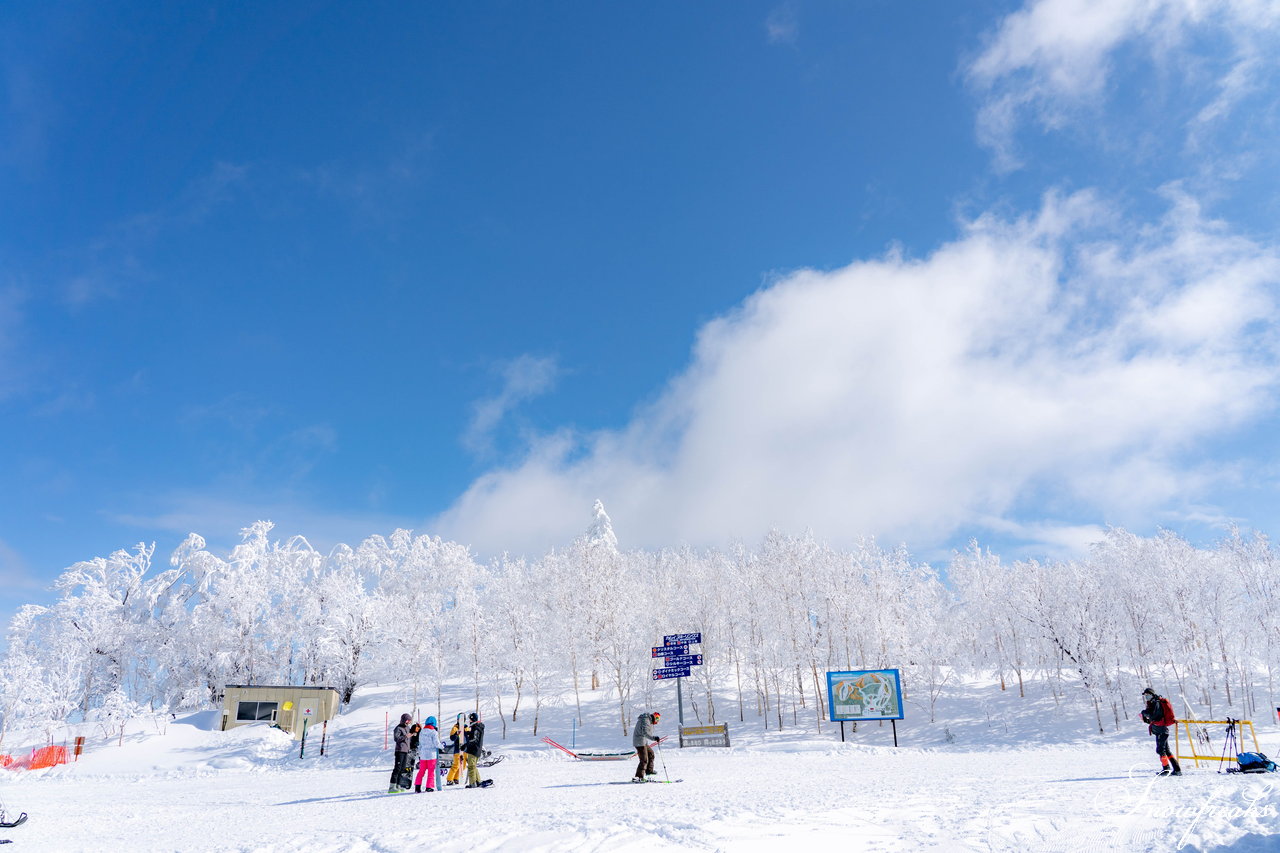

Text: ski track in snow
xmin=4 ymin=744 xmax=1278 ymax=852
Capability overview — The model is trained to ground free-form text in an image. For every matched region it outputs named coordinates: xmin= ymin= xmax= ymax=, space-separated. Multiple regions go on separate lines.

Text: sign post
xmin=826 ymin=669 xmax=905 ymax=747
xmin=652 ymin=633 xmax=703 ymax=733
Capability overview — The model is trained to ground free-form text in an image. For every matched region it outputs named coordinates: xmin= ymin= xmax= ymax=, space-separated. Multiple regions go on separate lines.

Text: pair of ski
xmin=613 ymin=778 xmax=683 ymax=784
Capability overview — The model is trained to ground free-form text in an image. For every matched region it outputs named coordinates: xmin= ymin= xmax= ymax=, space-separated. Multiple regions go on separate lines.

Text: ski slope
xmin=2 ymin=678 xmax=1277 ymax=852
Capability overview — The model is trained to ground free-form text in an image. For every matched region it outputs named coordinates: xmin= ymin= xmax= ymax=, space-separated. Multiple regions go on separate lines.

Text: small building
xmin=221 ymin=684 xmax=341 ymax=740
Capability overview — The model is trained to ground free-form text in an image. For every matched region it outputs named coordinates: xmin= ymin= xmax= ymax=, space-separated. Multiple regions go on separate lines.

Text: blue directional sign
xmin=652 ymin=645 xmax=688 ymax=658
xmin=652 ymin=666 xmax=692 ymax=681
xmin=662 ymin=654 xmax=702 ymax=667
xmin=663 ymin=633 xmax=701 ymax=646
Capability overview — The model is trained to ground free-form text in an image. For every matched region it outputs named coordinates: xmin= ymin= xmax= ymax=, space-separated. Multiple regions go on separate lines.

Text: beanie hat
xmin=400 ymin=713 xmax=412 ymax=723
xmin=469 ymin=712 xmax=479 ymax=723
xmin=426 ymin=716 xmax=437 ymax=727
xmin=1142 ymin=688 xmax=1156 ymax=698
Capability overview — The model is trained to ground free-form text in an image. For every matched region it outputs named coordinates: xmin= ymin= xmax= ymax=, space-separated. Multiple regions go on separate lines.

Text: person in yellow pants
xmin=445 ymin=716 xmax=466 ymax=785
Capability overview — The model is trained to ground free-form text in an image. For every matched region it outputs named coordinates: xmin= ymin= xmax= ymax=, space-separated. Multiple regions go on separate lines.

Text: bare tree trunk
xmin=571 ymin=653 xmax=583 ymax=725
xmin=737 ymin=653 xmax=747 ymax=722
xmin=810 ymin=661 xmax=825 ymax=732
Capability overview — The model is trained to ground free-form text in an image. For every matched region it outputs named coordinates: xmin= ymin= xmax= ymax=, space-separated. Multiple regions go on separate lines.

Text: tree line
xmin=2 ymin=502 xmax=1277 ymax=744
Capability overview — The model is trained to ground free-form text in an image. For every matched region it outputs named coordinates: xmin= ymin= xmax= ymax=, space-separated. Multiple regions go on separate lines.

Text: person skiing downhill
xmin=389 ymin=713 xmax=414 ymax=793
xmin=1140 ymin=688 xmax=1181 ymax=776
xmin=413 ymin=716 xmax=443 ymax=792
xmin=631 ymin=711 xmax=661 ymax=782
xmin=463 ymin=712 xmax=486 ymax=788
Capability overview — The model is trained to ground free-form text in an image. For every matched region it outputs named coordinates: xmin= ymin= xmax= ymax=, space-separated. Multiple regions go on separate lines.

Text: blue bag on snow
xmin=1236 ymin=752 xmax=1277 ymax=773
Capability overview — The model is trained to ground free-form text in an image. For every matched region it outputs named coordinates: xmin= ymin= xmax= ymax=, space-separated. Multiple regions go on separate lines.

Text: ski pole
xmin=655 ymin=742 xmax=670 ymax=783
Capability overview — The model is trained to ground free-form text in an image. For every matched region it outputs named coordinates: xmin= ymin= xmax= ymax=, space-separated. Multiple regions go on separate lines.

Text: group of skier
xmin=388 ymin=688 xmax=1187 ymax=791
xmin=388 ymin=710 xmax=487 ymax=793
xmin=389 ymin=707 xmax=665 ymax=791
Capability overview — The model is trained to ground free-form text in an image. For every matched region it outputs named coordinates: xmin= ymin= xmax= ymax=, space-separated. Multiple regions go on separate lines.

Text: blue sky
xmin=3 ymin=0 xmax=1280 ymax=614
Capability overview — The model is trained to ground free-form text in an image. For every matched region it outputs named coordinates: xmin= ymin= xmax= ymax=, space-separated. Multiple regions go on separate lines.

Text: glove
xmin=651 ymin=736 xmax=659 ymax=742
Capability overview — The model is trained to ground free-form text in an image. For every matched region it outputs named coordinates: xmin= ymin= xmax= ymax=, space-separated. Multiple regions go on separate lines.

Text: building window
xmin=235 ymin=701 xmax=279 ymax=722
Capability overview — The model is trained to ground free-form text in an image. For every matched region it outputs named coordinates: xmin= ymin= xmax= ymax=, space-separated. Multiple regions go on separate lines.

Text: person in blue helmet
xmin=414 ymin=716 xmax=443 ymax=792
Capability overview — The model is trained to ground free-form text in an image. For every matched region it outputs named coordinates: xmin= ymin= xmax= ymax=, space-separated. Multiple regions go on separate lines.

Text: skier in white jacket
xmin=413 ymin=716 xmax=444 ymax=792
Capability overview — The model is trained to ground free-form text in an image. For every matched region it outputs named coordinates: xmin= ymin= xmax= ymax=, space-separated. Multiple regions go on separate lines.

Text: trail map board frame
xmin=826 ymin=669 xmax=904 ymax=747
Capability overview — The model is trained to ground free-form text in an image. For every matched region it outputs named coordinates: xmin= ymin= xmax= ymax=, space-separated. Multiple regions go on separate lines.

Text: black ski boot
xmin=1170 ymin=758 xmax=1182 ymax=776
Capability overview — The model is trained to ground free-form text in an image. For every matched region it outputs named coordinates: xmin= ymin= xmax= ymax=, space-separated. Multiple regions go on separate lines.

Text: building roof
xmin=223 ymin=684 xmax=340 ymax=692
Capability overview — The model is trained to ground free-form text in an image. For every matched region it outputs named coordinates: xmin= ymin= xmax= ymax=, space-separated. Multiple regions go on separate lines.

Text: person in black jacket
xmin=463 ymin=712 xmax=485 ymax=788
xmin=389 ymin=712 xmax=414 ymax=793
xmin=1140 ymin=688 xmax=1181 ymax=776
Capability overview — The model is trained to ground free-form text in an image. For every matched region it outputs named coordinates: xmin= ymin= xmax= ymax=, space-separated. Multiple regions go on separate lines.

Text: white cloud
xmin=967 ymin=0 xmax=1280 ymax=167
xmin=766 ymin=3 xmax=799 ymax=46
xmin=432 ymin=191 xmax=1280 ymax=558
xmin=464 ymin=354 xmax=560 ymax=455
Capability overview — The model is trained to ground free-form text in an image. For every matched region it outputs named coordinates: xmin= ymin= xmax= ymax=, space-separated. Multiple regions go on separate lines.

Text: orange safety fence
xmin=0 ymin=745 xmax=68 ymax=771
xmin=31 ymin=745 xmax=67 ymax=769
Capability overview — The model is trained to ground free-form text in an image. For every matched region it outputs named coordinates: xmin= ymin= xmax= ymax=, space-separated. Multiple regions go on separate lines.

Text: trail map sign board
xmin=826 ymin=669 xmax=904 ymax=721
xmin=826 ymin=669 xmax=904 ymax=747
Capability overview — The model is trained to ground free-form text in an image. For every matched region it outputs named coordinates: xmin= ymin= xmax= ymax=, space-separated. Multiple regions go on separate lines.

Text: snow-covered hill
xmin=2 ymin=676 xmax=1277 ymax=852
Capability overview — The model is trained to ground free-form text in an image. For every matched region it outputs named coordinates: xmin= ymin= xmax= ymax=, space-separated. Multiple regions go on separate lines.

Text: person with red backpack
xmin=1140 ymin=688 xmax=1181 ymax=776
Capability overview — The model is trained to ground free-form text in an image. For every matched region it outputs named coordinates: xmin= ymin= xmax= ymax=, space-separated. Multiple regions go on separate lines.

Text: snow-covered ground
xmin=2 ymin=679 xmax=1278 ymax=852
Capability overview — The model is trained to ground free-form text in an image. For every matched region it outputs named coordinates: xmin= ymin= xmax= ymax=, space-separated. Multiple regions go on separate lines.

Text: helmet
xmin=651 ymin=711 xmax=661 ymax=722
xmin=469 ymin=712 xmax=479 ymax=723
xmin=1142 ymin=688 xmax=1156 ymax=698
xmin=400 ymin=713 xmax=412 ymax=723
xmin=426 ymin=716 xmax=437 ymax=727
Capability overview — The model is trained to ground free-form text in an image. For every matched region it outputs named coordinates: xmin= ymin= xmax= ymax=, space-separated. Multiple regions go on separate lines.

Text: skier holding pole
xmin=631 ymin=711 xmax=661 ymax=782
